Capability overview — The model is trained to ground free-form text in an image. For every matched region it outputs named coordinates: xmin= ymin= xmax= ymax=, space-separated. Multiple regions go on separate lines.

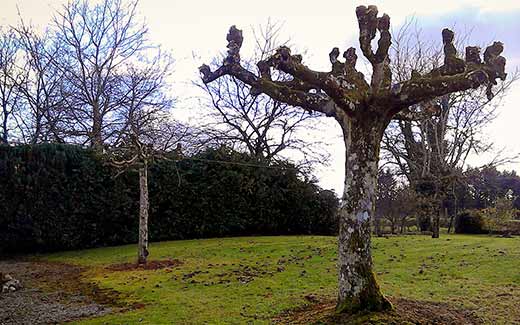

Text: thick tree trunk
xmin=2 ymin=104 xmax=8 ymax=144
xmin=137 ymin=163 xmax=149 ymax=265
xmin=91 ymin=102 xmax=103 ymax=148
xmin=336 ymin=117 xmax=391 ymax=314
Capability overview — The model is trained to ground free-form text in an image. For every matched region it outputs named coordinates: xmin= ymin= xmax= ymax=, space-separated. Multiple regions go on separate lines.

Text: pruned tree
xmin=109 ymin=134 xmax=153 ymax=264
xmin=106 ymin=115 xmax=196 ymax=265
xmin=106 ymin=56 xmax=175 ymax=265
xmin=198 ymin=21 xmax=327 ymax=167
xmin=199 ymin=5 xmax=507 ymax=313
xmin=382 ymin=23 xmax=516 ymax=238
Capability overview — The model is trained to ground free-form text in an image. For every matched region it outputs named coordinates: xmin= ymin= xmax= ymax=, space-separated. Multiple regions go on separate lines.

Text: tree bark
xmin=2 ymin=103 xmax=9 ymax=144
xmin=91 ymin=102 xmax=103 ymax=148
xmin=137 ymin=163 xmax=149 ymax=264
xmin=336 ymin=116 xmax=391 ymax=313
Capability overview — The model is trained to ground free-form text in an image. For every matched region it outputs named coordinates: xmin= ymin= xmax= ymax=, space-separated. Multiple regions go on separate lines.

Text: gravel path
xmin=0 ymin=260 xmax=112 ymax=325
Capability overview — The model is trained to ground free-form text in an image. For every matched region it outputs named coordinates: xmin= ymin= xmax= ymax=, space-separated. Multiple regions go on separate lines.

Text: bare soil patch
xmin=273 ymin=296 xmax=483 ymax=324
xmin=0 ymin=259 xmax=120 ymax=325
xmin=105 ymin=258 xmax=182 ymax=271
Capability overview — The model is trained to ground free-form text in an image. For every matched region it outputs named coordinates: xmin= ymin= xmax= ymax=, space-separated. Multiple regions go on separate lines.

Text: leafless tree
xmin=199 ymin=5 xmax=507 ymax=313
xmin=375 ymin=169 xmax=417 ymax=236
xmin=108 ymin=114 xmax=194 ymax=265
xmin=12 ymin=21 xmax=67 ymax=144
xmin=0 ymin=27 xmax=23 ymax=144
xmin=110 ymin=50 xmax=174 ymax=142
xmin=382 ymin=21 xmax=517 ymax=238
xmin=109 ymin=112 xmax=201 ymax=264
xmin=109 ymin=133 xmax=154 ymax=264
xmin=105 ymin=51 xmax=176 ymax=264
xmin=374 ymin=169 xmax=397 ymax=236
xmin=52 ymin=0 xmax=149 ymax=148
xmin=197 ymin=21 xmax=328 ymax=167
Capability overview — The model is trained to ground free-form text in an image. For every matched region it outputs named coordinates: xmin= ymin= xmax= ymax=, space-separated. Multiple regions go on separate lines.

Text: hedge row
xmin=0 ymin=144 xmax=339 ymax=253
xmin=455 ymin=209 xmax=520 ymax=235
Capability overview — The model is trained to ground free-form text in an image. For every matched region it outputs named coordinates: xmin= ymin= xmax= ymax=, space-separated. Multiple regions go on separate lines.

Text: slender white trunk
xmin=138 ymin=162 xmax=149 ymax=264
xmin=336 ymin=117 xmax=391 ymax=313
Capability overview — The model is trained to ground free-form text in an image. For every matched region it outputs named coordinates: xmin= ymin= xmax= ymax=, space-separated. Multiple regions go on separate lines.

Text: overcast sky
xmin=2 ymin=0 xmax=519 ymax=194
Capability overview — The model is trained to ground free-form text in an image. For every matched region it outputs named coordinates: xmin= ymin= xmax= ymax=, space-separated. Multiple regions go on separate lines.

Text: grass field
xmin=40 ymin=234 xmax=520 ymax=324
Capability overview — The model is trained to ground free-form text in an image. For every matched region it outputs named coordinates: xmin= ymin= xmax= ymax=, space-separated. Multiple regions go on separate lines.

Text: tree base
xmin=336 ymin=271 xmax=393 ymax=314
xmin=336 ymin=294 xmax=392 ymax=314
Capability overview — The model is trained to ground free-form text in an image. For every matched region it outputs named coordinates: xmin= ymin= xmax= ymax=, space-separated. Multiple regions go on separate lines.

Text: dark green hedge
xmin=454 ymin=210 xmax=488 ymax=234
xmin=0 ymin=144 xmax=338 ymax=253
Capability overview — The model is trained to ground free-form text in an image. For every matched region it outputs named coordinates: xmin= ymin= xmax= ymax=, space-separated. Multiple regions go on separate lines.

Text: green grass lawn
xmin=41 ymin=234 xmax=520 ymax=324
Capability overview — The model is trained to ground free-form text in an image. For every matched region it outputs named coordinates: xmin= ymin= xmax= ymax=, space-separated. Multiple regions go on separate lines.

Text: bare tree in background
xmin=199 ymin=5 xmax=507 ymax=312
xmin=383 ymin=22 xmax=517 ymax=238
xmin=375 ymin=169 xmax=417 ymax=236
xmin=0 ymin=27 xmax=23 ymax=144
xmin=198 ymin=21 xmax=328 ymax=166
xmin=13 ymin=21 xmax=67 ymax=144
xmin=52 ymin=0 xmax=150 ymax=148
xmin=374 ymin=169 xmax=396 ymax=236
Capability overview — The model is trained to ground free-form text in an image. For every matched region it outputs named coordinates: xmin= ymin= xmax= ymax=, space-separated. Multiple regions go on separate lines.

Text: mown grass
xmin=41 ymin=234 xmax=520 ymax=324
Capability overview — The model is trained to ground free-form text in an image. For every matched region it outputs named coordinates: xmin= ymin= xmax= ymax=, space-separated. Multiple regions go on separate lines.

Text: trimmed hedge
xmin=0 ymin=144 xmax=338 ymax=254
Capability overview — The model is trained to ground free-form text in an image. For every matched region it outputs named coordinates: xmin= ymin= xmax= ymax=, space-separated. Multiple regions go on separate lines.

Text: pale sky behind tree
xmin=2 ymin=0 xmax=519 ymax=194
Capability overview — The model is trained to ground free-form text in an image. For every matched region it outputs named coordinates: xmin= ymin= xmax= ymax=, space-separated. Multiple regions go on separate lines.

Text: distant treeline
xmin=0 ymin=144 xmax=339 ymax=254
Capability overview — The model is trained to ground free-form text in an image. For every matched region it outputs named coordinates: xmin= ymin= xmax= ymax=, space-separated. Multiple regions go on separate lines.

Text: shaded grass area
xmin=40 ymin=235 xmax=520 ymax=324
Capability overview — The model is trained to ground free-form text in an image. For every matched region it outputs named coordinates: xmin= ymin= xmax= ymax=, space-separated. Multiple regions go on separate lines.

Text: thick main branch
xmin=356 ymin=5 xmax=392 ymax=90
xmin=389 ymin=30 xmax=507 ymax=111
xmin=199 ymin=26 xmax=361 ymax=118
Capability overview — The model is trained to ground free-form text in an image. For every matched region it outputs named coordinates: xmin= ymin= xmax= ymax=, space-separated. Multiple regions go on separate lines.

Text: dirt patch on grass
xmin=273 ymin=296 xmax=483 ymax=324
xmin=105 ymin=258 xmax=183 ymax=271
xmin=0 ymin=259 xmax=123 ymax=325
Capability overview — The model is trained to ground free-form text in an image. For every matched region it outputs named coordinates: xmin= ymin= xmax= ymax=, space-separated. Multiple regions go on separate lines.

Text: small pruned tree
xmin=105 ymin=49 xmax=175 ymax=265
xmin=108 ymin=118 xmax=195 ymax=265
xmin=109 ymin=133 xmax=154 ymax=265
xmin=199 ymin=5 xmax=507 ymax=313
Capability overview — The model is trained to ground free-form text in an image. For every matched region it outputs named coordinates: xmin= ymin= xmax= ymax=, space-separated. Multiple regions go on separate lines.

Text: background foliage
xmin=0 ymin=144 xmax=338 ymax=253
